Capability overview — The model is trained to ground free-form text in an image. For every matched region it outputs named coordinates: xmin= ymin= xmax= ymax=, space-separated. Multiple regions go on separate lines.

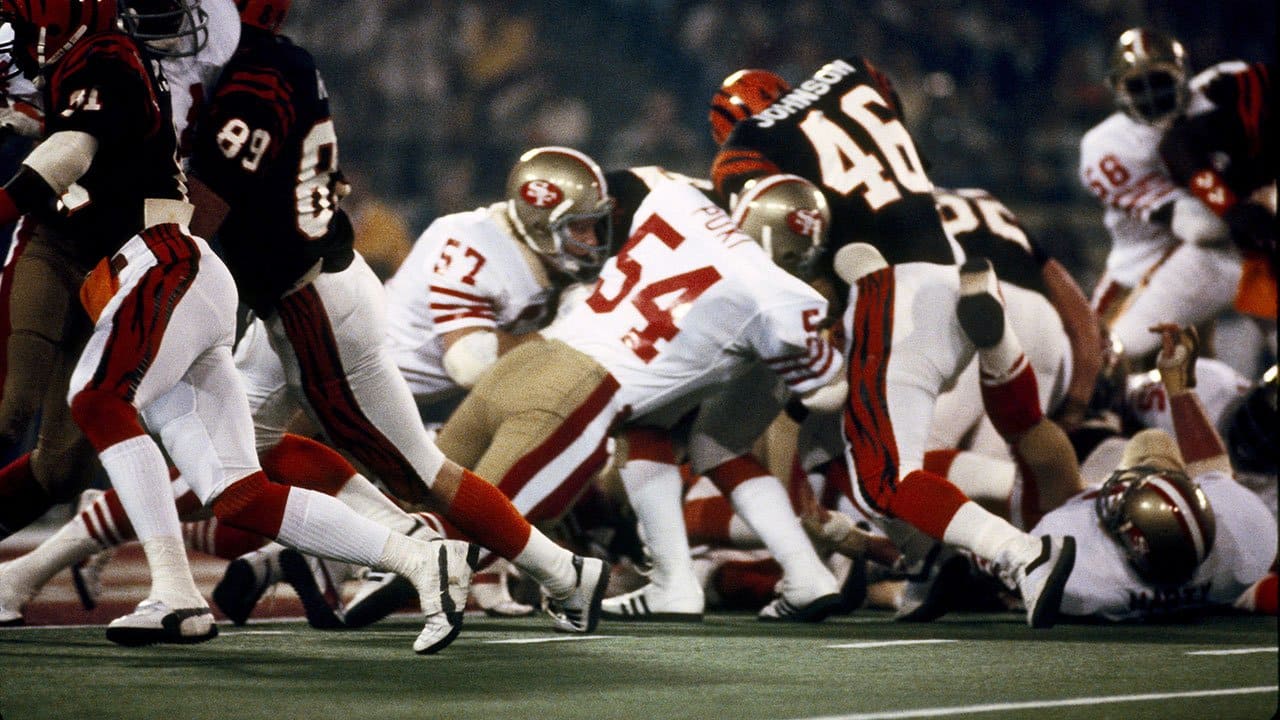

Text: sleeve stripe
xmin=433 ymin=310 xmax=497 ymax=324
xmin=430 ymin=285 xmax=490 ymax=303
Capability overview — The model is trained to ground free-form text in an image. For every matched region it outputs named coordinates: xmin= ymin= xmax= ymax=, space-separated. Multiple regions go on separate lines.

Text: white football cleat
xmin=601 ymin=579 xmax=704 ymax=622
xmin=212 ymin=543 xmax=285 ymax=626
xmin=106 ymin=599 xmax=218 ymax=646
xmin=994 ymin=534 xmax=1076 ymax=629
xmin=70 ymin=488 xmax=114 ymax=611
xmin=544 ymin=555 xmax=608 ymax=633
xmin=471 ymin=559 xmax=534 ymax=617
xmin=759 ymin=573 xmax=843 ymax=623
xmin=409 ymin=539 xmax=474 ymax=655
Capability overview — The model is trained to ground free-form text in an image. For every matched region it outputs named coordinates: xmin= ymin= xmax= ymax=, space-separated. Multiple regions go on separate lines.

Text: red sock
xmin=259 ymin=433 xmax=356 ymax=496
xmin=0 ymin=453 xmax=53 ymax=538
xmin=885 ymin=469 xmax=969 ymax=540
xmin=445 ymin=469 xmax=532 ymax=560
xmin=923 ymin=449 xmax=961 ymax=477
xmin=980 ymin=362 xmax=1043 ymax=439
xmin=684 ymin=496 xmax=734 ymax=546
xmin=183 ymin=518 xmax=270 ymax=560
xmin=713 ymin=558 xmax=783 ymax=610
xmin=415 ymin=511 xmax=464 ymax=540
xmin=707 ymin=455 xmax=769 ymax=495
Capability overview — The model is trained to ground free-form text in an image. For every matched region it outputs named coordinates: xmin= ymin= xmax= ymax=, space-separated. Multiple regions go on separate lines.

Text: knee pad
xmin=68 ymin=389 xmax=145 ymax=451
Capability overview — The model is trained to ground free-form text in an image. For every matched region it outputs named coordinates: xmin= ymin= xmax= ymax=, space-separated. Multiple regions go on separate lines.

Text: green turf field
xmin=0 ymin=611 xmax=1275 ymax=720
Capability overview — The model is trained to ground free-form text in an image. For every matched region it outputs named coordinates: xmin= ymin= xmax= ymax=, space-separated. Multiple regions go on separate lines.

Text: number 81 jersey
xmin=191 ymin=30 xmax=350 ymax=315
xmin=543 ymin=179 xmax=841 ymax=419
xmin=713 ymin=56 xmax=954 ymax=266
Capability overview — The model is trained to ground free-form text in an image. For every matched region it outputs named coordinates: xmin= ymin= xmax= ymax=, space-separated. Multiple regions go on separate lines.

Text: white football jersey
xmin=1124 ymin=357 xmax=1253 ymax=438
xmin=161 ymin=0 xmax=241 ymax=161
xmin=1033 ymin=471 xmax=1276 ymax=621
xmin=384 ymin=203 xmax=557 ymax=401
xmin=543 ymin=179 xmax=839 ymax=420
xmin=1078 ymin=112 xmax=1192 ymax=286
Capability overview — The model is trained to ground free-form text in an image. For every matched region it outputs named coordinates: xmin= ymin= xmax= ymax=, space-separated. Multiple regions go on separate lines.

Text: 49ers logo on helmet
xmin=787 ymin=208 xmax=824 ymax=238
xmin=520 ymin=180 xmax=564 ymax=208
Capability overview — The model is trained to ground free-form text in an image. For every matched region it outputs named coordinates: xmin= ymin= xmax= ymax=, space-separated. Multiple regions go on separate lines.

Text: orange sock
xmin=445 ymin=469 xmax=532 ymax=560
xmin=684 ymin=496 xmax=734 ymax=546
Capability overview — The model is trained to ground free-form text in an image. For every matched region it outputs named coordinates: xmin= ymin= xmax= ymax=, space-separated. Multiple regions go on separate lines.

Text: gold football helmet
xmin=731 ymin=174 xmax=830 ymax=281
xmin=1095 ymin=463 xmax=1216 ymax=586
xmin=1108 ymin=27 xmax=1189 ymax=126
xmin=505 ymin=146 xmax=614 ymax=281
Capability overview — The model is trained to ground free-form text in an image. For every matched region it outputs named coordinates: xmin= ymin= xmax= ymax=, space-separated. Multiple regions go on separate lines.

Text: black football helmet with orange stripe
xmin=0 ymin=0 xmax=116 ymax=76
xmin=1095 ymin=464 xmax=1216 ymax=586
xmin=709 ymin=68 xmax=790 ymax=146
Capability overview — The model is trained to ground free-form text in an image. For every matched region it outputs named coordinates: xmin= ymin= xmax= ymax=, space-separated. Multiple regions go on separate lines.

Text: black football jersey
xmin=933 ymin=187 xmax=1048 ymax=295
xmin=191 ymin=28 xmax=352 ymax=315
xmin=42 ymin=31 xmax=185 ymax=266
xmin=1160 ymin=61 xmax=1275 ymax=201
xmin=713 ymin=57 xmax=955 ymax=266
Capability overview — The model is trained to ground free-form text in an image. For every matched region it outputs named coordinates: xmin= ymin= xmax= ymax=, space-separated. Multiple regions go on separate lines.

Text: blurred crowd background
xmin=289 ymin=1 xmax=1274 ymax=287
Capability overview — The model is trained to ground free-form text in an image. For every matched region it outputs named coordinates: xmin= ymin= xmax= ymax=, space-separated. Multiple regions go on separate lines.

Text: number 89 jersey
xmin=713 ymin=56 xmax=954 ymax=266
xmin=543 ymin=179 xmax=841 ymax=420
xmin=191 ymin=29 xmax=350 ymax=315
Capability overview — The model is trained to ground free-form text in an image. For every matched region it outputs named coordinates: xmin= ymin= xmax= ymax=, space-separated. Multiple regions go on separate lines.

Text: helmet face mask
xmin=1227 ymin=366 xmax=1278 ymax=474
xmin=1095 ymin=465 xmax=1216 ymax=586
xmin=1108 ymin=27 xmax=1189 ymax=126
xmin=505 ymin=147 xmax=614 ymax=282
xmin=117 ymin=0 xmax=208 ymax=57
xmin=731 ymin=174 xmax=830 ymax=281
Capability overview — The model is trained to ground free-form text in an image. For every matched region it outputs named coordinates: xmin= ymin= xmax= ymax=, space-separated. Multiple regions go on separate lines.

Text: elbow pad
xmin=442 ymin=331 xmax=500 ymax=389
xmin=22 ymin=130 xmax=97 ymax=195
xmin=1170 ymin=196 xmax=1229 ymax=246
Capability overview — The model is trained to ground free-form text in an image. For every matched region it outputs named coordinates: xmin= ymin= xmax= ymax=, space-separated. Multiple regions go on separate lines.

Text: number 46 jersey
xmin=191 ymin=28 xmax=352 ymax=315
xmin=543 ymin=178 xmax=841 ymax=421
xmin=712 ymin=56 xmax=954 ymax=266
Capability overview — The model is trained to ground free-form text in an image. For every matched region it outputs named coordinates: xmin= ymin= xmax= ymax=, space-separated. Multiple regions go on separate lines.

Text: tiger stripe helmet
xmin=709 ymin=68 xmax=790 ymax=146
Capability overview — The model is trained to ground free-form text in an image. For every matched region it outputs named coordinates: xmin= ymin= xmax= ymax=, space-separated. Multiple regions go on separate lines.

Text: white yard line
xmin=826 ymin=639 xmax=957 ymax=649
xmin=484 ymin=635 xmax=627 ymax=645
xmin=1186 ymin=647 xmax=1277 ymax=656
xmin=785 ymin=686 xmax=1279 ymax=720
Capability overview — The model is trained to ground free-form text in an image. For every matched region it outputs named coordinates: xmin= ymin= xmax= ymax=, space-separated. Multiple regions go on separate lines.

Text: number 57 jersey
xmin=543 ymin=179 xmax=841 ymax=420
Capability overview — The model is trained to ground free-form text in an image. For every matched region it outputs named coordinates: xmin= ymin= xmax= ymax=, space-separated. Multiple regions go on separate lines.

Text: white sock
xmin=0 ymin=515 xmax=101 ymax=606
xmin=729 ymin=475 xmax=836 ymax=594
xmin=621 ymin=459 xmax=698 ymax=586
xmin=513 ymin=530 xmax=575 ymax=598
xmin=99 ymin=436 xmax=182 ymax=542
xmin=977 ymin=321 xmax=1027 ymax=385
xmin=274 ymin=487 xmax=391 ymax=567
xmin=335 ymin=473 xmax=423 ymax=536
xmin=942 ymin=452 xmax=1017 ymax=506
xmin=140 ymin=535 xmax=204 ymax=606
xmin=941 ymin=500 xmax=1029 ymax=562
xmin=728 ymin=515 xmax=763 ymax=548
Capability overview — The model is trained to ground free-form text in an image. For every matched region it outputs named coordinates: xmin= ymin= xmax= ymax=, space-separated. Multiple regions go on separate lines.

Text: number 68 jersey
xmin=543 ymin=179 xmax=841 ymax=420
xmin=712 ymin=56 xmax=954 ymax=267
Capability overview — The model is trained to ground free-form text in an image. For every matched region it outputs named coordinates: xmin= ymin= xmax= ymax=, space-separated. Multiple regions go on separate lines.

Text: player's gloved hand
xmin=1150 ymin=323 xmax=1198 ymax=394
xmin=0 ymin=97 xmax=44 ymax=139
xmin=1223 ymin=202 xmax=1276 ymax=257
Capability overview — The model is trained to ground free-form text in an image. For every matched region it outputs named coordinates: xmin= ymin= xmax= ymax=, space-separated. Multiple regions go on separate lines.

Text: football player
xmin=710 ymin=58 xmax=1078 ymax=627
xmin=600 ymin=173 xmax=848 ymax=623
xmin=0 ymin=0 xmax=475 ymax=654
xmin=429 ymin=172 xmax=843 ymax=616
xmin=1078 ymin=28 xmax=1257 ymax=364
xmin=0 ymin=0 xmax=236 ymax=545
xmin=182 ymin=0 xmax=606 ymax=638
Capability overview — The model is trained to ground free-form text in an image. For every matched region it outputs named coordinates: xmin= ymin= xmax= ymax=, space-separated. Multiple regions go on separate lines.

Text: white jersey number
xmin=798 ymin=85 xmax=931 ymax=210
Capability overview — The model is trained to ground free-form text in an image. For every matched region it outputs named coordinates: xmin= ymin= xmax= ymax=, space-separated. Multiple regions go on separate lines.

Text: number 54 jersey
xmin=543 ymin=179 xmax=841 ymax=421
